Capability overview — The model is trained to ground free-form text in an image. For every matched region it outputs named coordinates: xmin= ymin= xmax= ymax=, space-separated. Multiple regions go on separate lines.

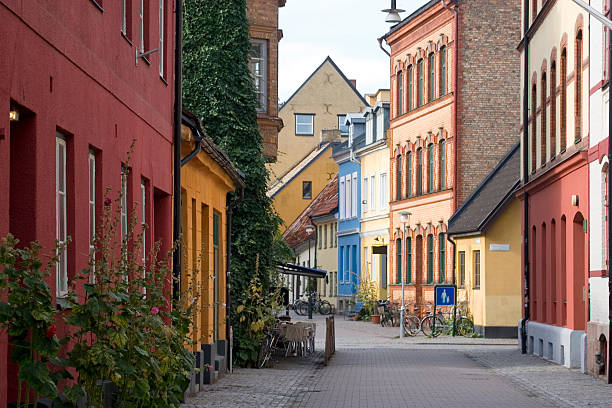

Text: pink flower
xmin=46 ymin=325 xmax=57 ymax=339
xmin=104 ymin=197 xmax=112 ymax=207
xmin=209 ymin=365 xmax=214 ymax=371
xmin=151 ymin=307 xmax=159 ymax=315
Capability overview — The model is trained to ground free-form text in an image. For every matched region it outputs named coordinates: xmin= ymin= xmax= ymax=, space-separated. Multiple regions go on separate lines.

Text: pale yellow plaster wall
xmin=315 ymin=219 xmax=339 ymax=303
xmin=455 ymin=235 xmax=486 ymax=328
xmin=267 ymin=60 xmax=368 ymax=182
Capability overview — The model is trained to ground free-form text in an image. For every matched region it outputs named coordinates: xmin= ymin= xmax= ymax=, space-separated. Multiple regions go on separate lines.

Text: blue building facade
xmin=333 ymin=113 xmax=365 ymax=310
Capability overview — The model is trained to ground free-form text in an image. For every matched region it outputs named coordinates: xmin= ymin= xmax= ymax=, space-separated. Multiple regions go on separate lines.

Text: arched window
xmin=428 ymin=143 xmax=434 ymax=193
xmin=418 ymin=59 xmax=424 ymax=107
xmin=407 ymin=65 xmax=413 ymax=112
xmin=406 ymin=151 xmax=412 ymax=198
xmin=561 ymin=48 xmax=567 ymax=151
xmin=440 ymin=46 xmax=447 ymax=96
xmin=396 ymin=238 xmax=402 ymax=284
xmin=439 ymin=140 xmax=446 ymax=190
xmin=397 ymin=70 xmax=403 ymax=117
xmin=396 ymin=155 xmax=402 ymax=201
xmin=531 ymin=83 xmax=537 ymax=172
xmin=417 ymin=148 xmax=423 ymax=195
xmin=550 ymin=61 xmax=557 ymax=159
xmin=541 ymin=72 xmax=547 ymax=167
xmin=406 ymin=237 xmax=412 ymax=284
xmin=439 ymin=233 xmax=445 ymax=283
xmin=427 ymin=234 xmax=434 ymax=284
xmin=575 ymin=30 xmax=583 ymax=143
xmin=429 ymin=52 xmax=435 ymax=103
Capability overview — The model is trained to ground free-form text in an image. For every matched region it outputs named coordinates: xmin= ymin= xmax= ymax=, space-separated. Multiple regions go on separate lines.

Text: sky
xmin=278 ymin=0 xmax=424 ymax=102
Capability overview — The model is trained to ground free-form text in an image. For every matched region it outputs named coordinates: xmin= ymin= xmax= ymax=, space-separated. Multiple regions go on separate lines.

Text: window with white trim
xmin=363 ymin=177 xmax=369 ymax=213
xmin=88 ymin=151 xmax=96 ymax=283
xmin=338 ymin=114 xmax=348 ymax=136
xmin=56 ymin=136 xmax=68 ymax=297
xmin=159 ymin=0 xmax=165 ymax=77
xmin=249 ymin=39 xmax=267 ymax=112
xmin=370 ymin=174 xmax=376 ymax=211
xmin=339 ymin=178 xmax=345 ymax=219
xmin=352 ymin=172 xmax=358 ymax=217
xmin=345 ymin=175 xmax=351 ymax=219
xmin=295 ymin=114 xmax=314 ymax=136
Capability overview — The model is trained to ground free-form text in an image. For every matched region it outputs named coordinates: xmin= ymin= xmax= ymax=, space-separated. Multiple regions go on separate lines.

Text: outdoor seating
xmin=343 ymin=301 xmax=364 ymax=320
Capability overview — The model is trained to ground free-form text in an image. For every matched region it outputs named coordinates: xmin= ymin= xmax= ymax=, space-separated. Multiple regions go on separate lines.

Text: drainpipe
xmin=520 ymin=0 xmax=531 ymax=355
xmin=172 ymin=0 xmax=183 ymax=302
xmin=441 ymin=0 xmax=458 ymax=212
xmin=377 ymin=37 xmax=391 ymax=57
xmin=226 ymin=187 xmax=244 ymax=370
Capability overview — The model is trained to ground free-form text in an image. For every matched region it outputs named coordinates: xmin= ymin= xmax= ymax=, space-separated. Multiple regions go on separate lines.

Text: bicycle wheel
xmin=456 ymin=316 xmax=474 ymax=336
xmin=421 ymin=315 xmax=444 ymax=337
xmin=404 ymin=315 xmax=420 ymax=337
xmin=257 ymin=335 xmax=271 ymax=368
xmin=298 ymin=301 xmax=310 ymax=316
xmin=380 ymin=313 xmax=387 ymax=327
xmin=318 ymin=300 xmax=332 ymax=315
xmin=294 ymin=301 xmax=305 ymax=315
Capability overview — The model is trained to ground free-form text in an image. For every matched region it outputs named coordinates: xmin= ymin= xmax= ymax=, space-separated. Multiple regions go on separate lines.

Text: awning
xmin=277 ymin=263 xmax=327 ymax=278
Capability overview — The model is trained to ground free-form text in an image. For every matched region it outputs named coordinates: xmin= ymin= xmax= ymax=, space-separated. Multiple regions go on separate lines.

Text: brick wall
xmin=456 ymin=0 xmax=521 ymax=205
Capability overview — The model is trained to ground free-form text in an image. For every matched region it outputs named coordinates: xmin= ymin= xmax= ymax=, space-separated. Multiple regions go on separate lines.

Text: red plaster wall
xmin=0 ymin=1 xmax=175 ymax=404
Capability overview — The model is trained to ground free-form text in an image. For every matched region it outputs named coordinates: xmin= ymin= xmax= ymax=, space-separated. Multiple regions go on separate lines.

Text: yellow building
xmin=267 ymin=138 xmax=340 ymax=230
xmin=181 ymin=112 xmax=244 ymax=383
xmin=267 ymin=57 xmax=369 ymax=184
xmin=447 ymin=144 xmax=520 ymax=338
xmin=356 ymin=90 xmax=391 ymax=300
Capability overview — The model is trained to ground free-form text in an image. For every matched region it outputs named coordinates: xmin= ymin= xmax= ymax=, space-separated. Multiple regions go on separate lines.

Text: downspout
xmin=377 ymin=37 xmax=391 ymax=57
xmin=441 ymin=0 xmax=458 ymax=212
xmin=172 ymin=0 xmax=183 ymax=302
xmin=520 ymin=0 xmax=531 ymax=355
xmin=226 ymin=186 xmax=244 ymax=370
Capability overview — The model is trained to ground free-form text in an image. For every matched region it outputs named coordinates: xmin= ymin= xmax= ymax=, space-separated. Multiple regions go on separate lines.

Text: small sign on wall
xmin=490 ymin=243 xmax=510 ymax=252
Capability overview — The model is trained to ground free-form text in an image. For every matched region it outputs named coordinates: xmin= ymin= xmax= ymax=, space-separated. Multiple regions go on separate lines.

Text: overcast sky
xmin=278 ymin=0 xmax=424 ymax=102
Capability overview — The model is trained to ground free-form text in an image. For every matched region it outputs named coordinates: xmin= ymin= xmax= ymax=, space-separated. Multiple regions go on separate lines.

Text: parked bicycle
xmin=401 ymin=303 xmax=422 ymax=336
xmin=377 ymin=300 xmax=395 ymax=327
xmin=257 ymin=322 xmax=282 ymax=368
xmin=420 ymin=304 xmax=474 ymax=337
xmin=293 ymin=293 xmax=332 ymax=315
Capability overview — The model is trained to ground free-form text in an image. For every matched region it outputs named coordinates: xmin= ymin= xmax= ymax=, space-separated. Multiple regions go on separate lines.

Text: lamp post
xmin=382 ymin=0 xmax=405 ymax=24
xmin=305 ymin=224 xmax=315 ymax=320
xmin=399 ymin=211 xmax=411 ymax=338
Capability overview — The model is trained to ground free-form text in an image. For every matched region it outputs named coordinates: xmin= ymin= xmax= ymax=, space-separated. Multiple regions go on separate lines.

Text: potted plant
xmin=357 ymin=279 xmax=379 ymax=324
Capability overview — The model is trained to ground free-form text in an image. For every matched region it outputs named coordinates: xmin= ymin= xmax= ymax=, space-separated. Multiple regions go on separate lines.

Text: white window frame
xmin=365 ymin=112 xmax=374 ymax=144
xmin=88 ymin=151 xmax=96 ymax=283
xmin=139 ymin=0 xmax=145 ymax=53
xmin=121 ymin=0 xmax=127 ymax=35
xmin=159 ymin=0 xmax=164 ymax=77
xmin=380 ymin=172 xmax=388 ymax=209
xmin=295 ymin=114 xmax=314 ymax=136
xmin=362 ymin=177 xmax=369 ymax=214
xmin=339 ymin=178 xmax=345 ymax=219
xmin=345 ymin=175 xmax=351 ymax=219
xmin=352 ymin=172 xmax=358 ymax=217
xmin=338 ymin=114 xmax=348 ymax=136
xmin=370 ymin=174 xmax=376 ymax=212
xmin=56 ymin=136 xmax=68 ymax=298
xmin=249 ymin=39 xmax=268 ymax=112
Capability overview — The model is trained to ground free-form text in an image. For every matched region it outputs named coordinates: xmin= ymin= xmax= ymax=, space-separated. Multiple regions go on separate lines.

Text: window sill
xmin=90 ymin=0 xmax=104 ymax=12
xmin=473 ymin=286 xmax=481 ymax=290
xmin=56 ymin=296 xmax=72 ymax=310
xmin=121 ymin=32 xmax=133 ymax=46
xmin=160 ymin=76 xmax=168 ymax=86
xmin=295 ymin=133 xmax=314 ymax=137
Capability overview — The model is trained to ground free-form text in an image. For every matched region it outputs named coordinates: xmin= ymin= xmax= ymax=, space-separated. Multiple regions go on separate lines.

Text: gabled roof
xmin=280 ymin=56 xmax=369 ymax=110
xmin=267 ymin=142 xmax=335 ymax=198
xmin=283 ymin=175 xmax=338 ymax=248
xmin=447 ymin=143 xmax=520 ymax=236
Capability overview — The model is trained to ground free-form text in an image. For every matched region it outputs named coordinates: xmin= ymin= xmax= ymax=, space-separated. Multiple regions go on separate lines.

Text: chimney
xmin=349 ymin=79 xmax=357 ymax=88
xmin=320 ymin=128 xmax=342 ymax=144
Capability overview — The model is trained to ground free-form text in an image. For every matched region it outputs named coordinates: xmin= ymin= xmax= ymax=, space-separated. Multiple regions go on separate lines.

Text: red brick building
xmin=0 ymin=1 xmax=175 ymax=404
xmin=247 ymin=0 xmax=285 ymax=161
xmin=382 ymin=0 xmax=520 ymax=306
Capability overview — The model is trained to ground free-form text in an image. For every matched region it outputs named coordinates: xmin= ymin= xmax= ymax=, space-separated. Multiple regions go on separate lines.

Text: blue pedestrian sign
xmin=435 ymin=285 xmax=456 ymax=306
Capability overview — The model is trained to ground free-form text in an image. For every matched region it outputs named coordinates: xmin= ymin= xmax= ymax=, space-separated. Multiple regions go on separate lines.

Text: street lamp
xmin=382 ymin=0 xmax=405 ymax=24
xmin=305 ymin=224 xmax=315 ymax=319
xmin=399 ymin=211 xmax=411 ymax=338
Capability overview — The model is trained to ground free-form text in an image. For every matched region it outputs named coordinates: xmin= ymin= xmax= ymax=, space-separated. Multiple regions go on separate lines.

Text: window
xmin=352 ymin=172 xmax=358 ymax=217
xmin=439 ymin=233 xmax=445 ymax=283
xmin=439 ymin=140 xmax=446 ymax=190
xmin=541 ymin=72 xmax=547 ymax=167
xmin=324 ymin=224 xmax=328 ymax=249
xmin=473 ymin=250 xmax=481 ymax=288
xmin=406 ymin=237 xmax=412 ymax=284
xmin=440 ymin=46 xmax=447 ymax=96
xmin=334 ymin=222 xmax=338 ymax=247
xmin=370 ymin=174 xmax=376 ymax=211
xmin=339 ymin=178 xmax=345 ymax=219
xmin=397 ymin=70 xmax=403 ymax=117
xmin=159 ymin=0 xmax=165 ymax=77
xmin=345 ymin=176 xmax=351 ymax=218
xmin=139 ymin=0 xmax=148 ymax=54
xmin=396 ymin=155 xmax=402 ymax=201
xmin=250 ymin=39 xmax=267 ymax=112
xmin=417 ymin=59 xmax=424 ymax=107
xmin=88 ymin=151 xmax=96 ymax=282
xmin=427 ymin=234 xmax=434 ymax=284
xmin=550 ymin=61 xmax=557 ymax=159
xmin=407 ymin=65 xmax=413 ymax=112
xmin=365 ymin=112 xmax=374 ymax=144
xmin=380 ymin=172 xmax=388 ymax=208
xmin=363 ymin=176 xmax=369 ymax=213
xmin=121 ymin=0 xmax=132 ymax=38
xmin=396 ymin=238 xmax=402 ymax=284
xmin=428 ymin=143 xmax=434 ymax=193
xmin=302 ymin=181 xmax=312 ymax=199
xmin=141 ymin=180 xmax=147 ymax=282
xmin=417 ymin=148 xmax=423 ymax=195
xmin=406 ymin=152 xmax=412 ymax=198
xmin=338 ymin=114 xmax=348 ymax=136
xmin=121 ymin=167 xmax=128 ymax=243
xmin=531 ymin=83 xmax=537 ymax=172
xmin=56 ymin=136 xmax=68 ymax=297
xmin=575 ymin=30 xmax=582 ymax=143
xmin=429 ymin=52 xmax=435 ymax=103
xmin=561 ymin=48 xmax=567 ymax=150
xmin=295 ymin=113 xmax=314 ymax=136
xmin=459 ymin=251 xmax=465 ymax=287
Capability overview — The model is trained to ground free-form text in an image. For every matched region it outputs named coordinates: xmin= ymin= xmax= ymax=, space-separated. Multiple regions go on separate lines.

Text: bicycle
xmin=401 ymin=302 xmax=422 ymax=336
xmin=257 ymin=323 xmax=282 ymax=368
xmin=421 ymin=305 xmax=474 ymax=337
xmin=297 ymin=293 xmax=332 ymax=315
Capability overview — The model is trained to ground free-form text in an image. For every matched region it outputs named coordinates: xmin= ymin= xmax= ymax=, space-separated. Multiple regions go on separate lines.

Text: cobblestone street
xmin=182 ymin=313 xmax=612 ymax=407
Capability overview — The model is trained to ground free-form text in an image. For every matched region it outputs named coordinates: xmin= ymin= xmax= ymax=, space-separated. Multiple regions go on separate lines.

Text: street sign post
xmin=433 ymin=284 xmax=457 ymax=336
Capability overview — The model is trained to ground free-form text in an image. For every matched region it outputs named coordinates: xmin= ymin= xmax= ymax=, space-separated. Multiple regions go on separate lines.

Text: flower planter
xmin=352 ymin=316 xmax=359 ymax=321
xmin=371 ymin=314 xmax=381 ymax=324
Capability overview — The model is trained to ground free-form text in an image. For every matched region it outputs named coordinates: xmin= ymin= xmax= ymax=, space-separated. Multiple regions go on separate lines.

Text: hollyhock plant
xmin=151 ymin=306 xmax=159 ymax=315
